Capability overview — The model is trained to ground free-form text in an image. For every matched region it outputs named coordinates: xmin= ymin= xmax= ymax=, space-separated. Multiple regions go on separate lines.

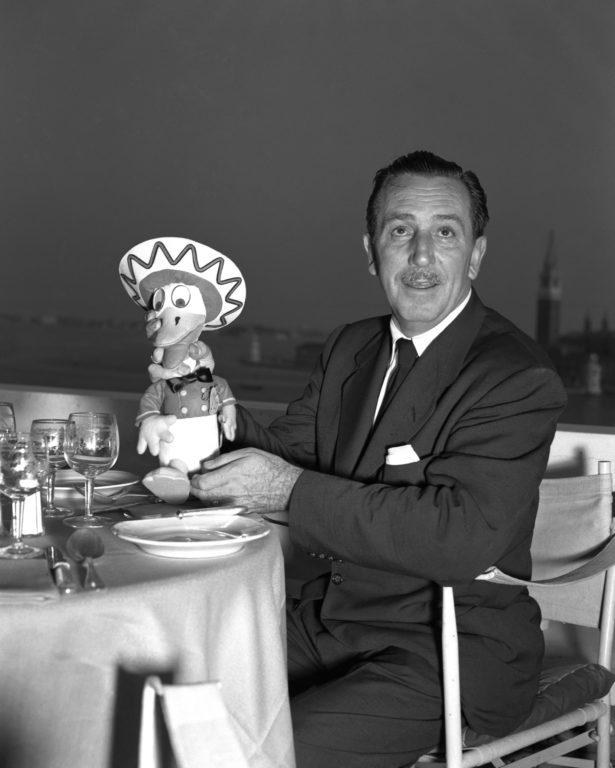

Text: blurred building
xmin=536 ymin=232 xmax=614 ymax=394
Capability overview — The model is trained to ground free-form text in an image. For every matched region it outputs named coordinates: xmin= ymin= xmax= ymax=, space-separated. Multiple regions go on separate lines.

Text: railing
xmin=0 ymin=382 xmax=286 ymax=476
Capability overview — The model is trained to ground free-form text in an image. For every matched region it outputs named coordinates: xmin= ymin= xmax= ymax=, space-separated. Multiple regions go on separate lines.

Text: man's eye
xmin=439 ymin=227 xmax=455 ymax=237
xmin=392 ymin=226 xmax=409 ymax=236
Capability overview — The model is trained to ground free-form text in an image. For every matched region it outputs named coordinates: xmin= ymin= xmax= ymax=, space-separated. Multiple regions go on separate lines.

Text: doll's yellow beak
xmin=154 ymin=308 xmax=205 ymax=347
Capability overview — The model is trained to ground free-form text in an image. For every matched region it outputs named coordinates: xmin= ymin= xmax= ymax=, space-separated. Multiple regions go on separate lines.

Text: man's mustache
xmin=400 ymin=269 xmax=442 ymax=288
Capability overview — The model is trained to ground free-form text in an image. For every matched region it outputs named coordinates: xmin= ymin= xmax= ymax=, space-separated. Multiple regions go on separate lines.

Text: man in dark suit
xmin=189 ymin=151 xmax=567 ymax=767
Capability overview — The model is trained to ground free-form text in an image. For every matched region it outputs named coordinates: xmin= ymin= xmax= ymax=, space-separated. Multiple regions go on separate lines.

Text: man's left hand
xmin=190 ymin=448 xmax=302 ymax=513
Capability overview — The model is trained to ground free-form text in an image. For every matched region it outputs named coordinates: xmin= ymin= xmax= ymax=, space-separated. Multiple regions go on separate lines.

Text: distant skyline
xmin=1 ymin=0 xmax=613 ymax=340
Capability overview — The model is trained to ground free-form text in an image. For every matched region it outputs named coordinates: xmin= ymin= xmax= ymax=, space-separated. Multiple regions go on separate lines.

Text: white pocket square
xmin=386 ymin=444 xmax=421 ymax=465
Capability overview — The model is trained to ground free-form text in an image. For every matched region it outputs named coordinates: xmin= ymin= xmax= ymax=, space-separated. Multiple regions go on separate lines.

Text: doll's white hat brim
xmin=119 ymin=237 xmax=246 ymax=329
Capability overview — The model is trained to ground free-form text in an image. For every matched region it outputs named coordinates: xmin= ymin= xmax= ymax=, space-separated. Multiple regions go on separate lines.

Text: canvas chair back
xmin=530 ymin=464 xmax=614 ymax=629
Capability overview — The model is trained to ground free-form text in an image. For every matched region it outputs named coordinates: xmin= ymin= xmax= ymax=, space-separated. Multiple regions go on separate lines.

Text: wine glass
xmin=0 ymin=403 xmax=16 ymax=436
xmin=30 ymin=419 xmax=69 ymax=517
xmin=0 ymin=432 xmax=45 ymax=559
xmin=63 ymin=412 xmax=119 ymax=528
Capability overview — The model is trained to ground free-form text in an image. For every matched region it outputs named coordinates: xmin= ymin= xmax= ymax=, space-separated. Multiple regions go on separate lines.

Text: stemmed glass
xmin=0 ymin=432 xmax=46 ymax=559
xmin=0 ymin=403 xmax=16 ymax=436
xmin=30 ymin=419 xmax=69 ymax=517
xmin=63 ymin=412 xmax=119 ymax=528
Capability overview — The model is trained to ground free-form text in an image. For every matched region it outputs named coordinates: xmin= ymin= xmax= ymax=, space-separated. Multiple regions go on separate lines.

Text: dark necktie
xmin=379 ymin=338 xmax=418 ymax=416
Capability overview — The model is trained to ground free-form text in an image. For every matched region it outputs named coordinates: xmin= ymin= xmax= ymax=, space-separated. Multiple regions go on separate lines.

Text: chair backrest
xmin=529 ymin=464 xmax=614 ymax=633
xmin=139 ymin=676 xmax=250 ymax=768
xmin=546 ymin=426 xmax=615 ymax=478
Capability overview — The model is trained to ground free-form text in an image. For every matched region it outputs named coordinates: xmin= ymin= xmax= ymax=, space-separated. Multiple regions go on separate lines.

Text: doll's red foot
xmin=142 ymin=467 xmax=190 ymax=504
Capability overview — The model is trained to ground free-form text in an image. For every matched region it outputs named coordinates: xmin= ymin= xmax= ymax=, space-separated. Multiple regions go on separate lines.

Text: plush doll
xmin=119 ymin=237 xmax=246 ymax=504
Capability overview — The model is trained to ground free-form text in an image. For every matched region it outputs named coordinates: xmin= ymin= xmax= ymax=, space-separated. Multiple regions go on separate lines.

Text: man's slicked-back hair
xmin=365 ymin=150 xmax=489 ymax=244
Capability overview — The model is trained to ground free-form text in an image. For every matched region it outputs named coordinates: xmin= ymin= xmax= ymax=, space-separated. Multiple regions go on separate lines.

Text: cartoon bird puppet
xmin=119 ymin=237 xmax=246 ymax=504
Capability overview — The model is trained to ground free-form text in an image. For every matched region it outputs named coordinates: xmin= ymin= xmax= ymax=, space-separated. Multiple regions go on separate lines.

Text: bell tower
xmin=536 ymin=230 xmax=561 ymax=350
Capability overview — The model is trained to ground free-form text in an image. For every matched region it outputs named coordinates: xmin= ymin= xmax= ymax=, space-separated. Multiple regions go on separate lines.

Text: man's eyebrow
xmin=382 ymin=212 xmax=416 ymax=223
xmin=433 ymin=213 xmax=466 ymax=230
xmin=382 ymin=212 xmax=467 ymax=231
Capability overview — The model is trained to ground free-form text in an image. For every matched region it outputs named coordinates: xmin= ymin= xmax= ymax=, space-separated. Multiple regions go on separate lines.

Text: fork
xmin=73 ymin=485 xmax=157 ymax=507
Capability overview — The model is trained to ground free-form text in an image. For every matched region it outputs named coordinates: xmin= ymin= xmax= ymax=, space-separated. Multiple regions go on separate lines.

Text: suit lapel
xmin=334 ymin=329 xmax=391 ymax=476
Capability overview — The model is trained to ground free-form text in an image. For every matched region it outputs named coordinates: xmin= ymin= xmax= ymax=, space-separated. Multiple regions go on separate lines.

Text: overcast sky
xmin=1 ymin=0 xmax=613 ymax=338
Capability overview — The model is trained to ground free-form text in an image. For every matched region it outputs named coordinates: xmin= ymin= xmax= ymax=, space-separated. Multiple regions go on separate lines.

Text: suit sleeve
xmin=288 ymin=364 xmax=566 ymax=585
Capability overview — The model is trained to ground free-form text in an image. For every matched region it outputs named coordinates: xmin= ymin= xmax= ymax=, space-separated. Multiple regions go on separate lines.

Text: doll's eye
xmin=171 ymin=284 xmax=192 ymax=309
xmin=152 ymin=288 xmax=165 ymax=311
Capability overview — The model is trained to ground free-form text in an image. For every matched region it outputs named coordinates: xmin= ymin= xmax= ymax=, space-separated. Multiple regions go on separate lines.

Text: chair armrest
xmin=477 ymin=534 xmax=615 ymax=588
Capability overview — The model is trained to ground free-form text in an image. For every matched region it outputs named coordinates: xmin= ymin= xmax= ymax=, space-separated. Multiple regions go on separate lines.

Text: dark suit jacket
xmin=235 ymin=292 xmax=567 ymax=737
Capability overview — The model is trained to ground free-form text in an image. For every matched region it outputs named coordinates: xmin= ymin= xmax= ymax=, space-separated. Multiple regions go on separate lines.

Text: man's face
xmin=364 ymin=173 xmax=486 ymax=337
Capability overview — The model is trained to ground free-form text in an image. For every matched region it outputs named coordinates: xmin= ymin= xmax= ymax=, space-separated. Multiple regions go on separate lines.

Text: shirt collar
xmin=389 ymin=290 xmax=472 ymax=357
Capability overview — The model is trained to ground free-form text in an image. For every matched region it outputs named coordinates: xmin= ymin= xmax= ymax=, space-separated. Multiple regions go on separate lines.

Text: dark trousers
xmin=286 ymin=596 xmax=444 ymax=768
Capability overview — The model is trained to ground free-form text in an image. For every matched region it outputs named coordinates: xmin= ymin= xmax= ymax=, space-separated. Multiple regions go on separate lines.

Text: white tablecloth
xmin=0 ymin=514 xmax=295 ymax=768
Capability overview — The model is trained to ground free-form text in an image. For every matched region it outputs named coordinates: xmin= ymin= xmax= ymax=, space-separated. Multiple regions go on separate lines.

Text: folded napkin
xmin=0 ymin=554 xmax=58 ymax=603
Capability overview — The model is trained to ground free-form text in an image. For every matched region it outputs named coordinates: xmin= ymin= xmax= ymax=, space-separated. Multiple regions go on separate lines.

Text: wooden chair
xmin=139 ymin=676 xmax=250 ymax=768
xmin=430 ymin=461 xmax=615 ymax=768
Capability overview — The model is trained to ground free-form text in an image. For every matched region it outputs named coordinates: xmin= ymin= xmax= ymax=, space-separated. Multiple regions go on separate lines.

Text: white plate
xmin=112 ymin=514 xmax=270 ymax=559
xmin=55 ymin=469 xmax=140 ymax=502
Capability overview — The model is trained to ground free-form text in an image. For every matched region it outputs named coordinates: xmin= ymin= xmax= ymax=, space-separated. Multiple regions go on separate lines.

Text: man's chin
xmin=392 ymin=299 xmax=447 ymax=333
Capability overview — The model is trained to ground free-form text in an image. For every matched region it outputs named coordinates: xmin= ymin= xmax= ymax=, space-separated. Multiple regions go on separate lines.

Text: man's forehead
xmin=377 ymin=173 xmax=472 ymax=218
xmin=385 ymin=173 xmax=469 ymax=201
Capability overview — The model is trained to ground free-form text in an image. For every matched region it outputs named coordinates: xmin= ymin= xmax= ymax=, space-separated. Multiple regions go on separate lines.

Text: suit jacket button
xmin=331 ymin=573 xmax=344 ymax=585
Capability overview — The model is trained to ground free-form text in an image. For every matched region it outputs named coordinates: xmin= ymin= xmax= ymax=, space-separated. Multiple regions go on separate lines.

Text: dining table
xmin=0 ymin=488 xmax=296 ymax=768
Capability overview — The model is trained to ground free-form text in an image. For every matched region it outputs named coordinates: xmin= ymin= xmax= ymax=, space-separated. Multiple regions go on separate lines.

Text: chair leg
xmin=595 ymin=706 xmax=611 ymax=768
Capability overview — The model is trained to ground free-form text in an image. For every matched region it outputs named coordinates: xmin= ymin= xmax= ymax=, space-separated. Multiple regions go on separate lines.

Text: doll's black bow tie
xmin=167 ymin=367 xmax=213 ymax=393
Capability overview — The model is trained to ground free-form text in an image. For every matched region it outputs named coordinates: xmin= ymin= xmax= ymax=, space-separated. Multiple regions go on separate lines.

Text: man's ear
xmin=364 ymin=234 xmax=378 ymax=276
xmin=468 ymin=236 xmax=487 ymax=280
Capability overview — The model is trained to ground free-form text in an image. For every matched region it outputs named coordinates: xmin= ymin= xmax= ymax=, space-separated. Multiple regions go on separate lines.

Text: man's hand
xmin=190 ymin=448 xmax=302 ymax=513
xmin=137 ymin=414 xmax=177 ymax=455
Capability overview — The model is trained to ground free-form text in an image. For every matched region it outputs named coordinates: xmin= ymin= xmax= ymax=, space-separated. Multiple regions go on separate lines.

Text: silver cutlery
xmin=176 ymin=505 xmax=247 ymax=519
xmin=200 ymin=529 xmax=249 ymax=540
xmin=45 ymin=546 xmax=79 ymax=595
xmin=73 ymin=485 xmax=156 ymax=506
xmin=66 ymin=530 xmax=107 ymax=591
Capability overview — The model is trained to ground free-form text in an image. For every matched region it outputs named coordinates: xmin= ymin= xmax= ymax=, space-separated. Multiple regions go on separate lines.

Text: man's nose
xmin=409 ymin=232 xmax=434 ymax=265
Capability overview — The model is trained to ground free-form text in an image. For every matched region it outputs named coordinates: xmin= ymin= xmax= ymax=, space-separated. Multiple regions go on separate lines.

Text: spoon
xmin=66 ymin=529 xmax=107 ymax=591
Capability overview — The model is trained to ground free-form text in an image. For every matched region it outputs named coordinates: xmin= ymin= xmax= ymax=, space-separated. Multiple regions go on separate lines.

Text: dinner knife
xmin=45 ymin=546 xmax=79 ymax=595
xmin=176 ymin=505 xmax=247 ymax=519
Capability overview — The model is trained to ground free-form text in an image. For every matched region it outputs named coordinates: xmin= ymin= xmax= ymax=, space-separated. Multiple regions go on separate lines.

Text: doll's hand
xmin=148 ymin=362 xmax=192 ymax=383
xmin=190 ymin=341 xmax=215 ymax=369
xmin=137 ymin=414 xmax=177 ymax=456
xmin=145 ymin=310 xmax=161 ymax=340
xmin=219 ymin=403 xmax=237 ymax=442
